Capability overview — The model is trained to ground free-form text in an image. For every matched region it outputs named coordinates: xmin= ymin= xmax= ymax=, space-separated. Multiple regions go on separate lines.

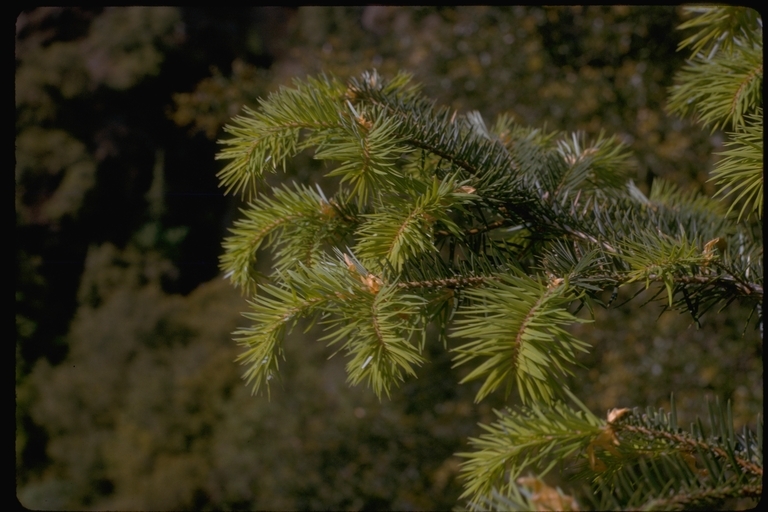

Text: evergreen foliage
xmin=216 ymin=6 xmax=762 ymax=509
xmin=667 ymin=6 xmax=763 ymax=221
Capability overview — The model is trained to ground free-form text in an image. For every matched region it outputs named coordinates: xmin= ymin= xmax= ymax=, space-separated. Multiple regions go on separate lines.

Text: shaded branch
xmin=616 ymin=423 xmax=762 ymax=477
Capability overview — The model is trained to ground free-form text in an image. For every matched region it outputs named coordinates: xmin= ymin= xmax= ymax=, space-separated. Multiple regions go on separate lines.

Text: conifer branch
xmin=216 ymin=8 xmax=762 ymax=506
xmin=642 ymin=483 xmax=763 ymax=511
xmin=396 ymin=275 xmax=496 ymax=290
xmin=457 ymin=394 xmax=604 ymax=505
xmin=615 ymin=423 xmax=762 ymax=477
xmin=711 ymin=111 xmax=763 ymax=220
xmin=346 ymin=71 xmax=524 ymax=196
xmin=676 ymin=6 xmax=762 ymax=56
xmin=434 ymin=218 xmax=511 ymax=239
xmin=451 ymin=272 xmax=591 ymax=404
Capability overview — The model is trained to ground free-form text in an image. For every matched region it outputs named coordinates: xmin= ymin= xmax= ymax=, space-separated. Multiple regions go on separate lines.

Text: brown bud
xmin=703 ymin=237 xmax=727 ymax=267
xmin=357 ymin=115 xmax=373 ymax=131
xmin=363 ymin=274 xmax=383 ymax=294
xmin=343 ymin=254 xmax=357 ymax=273
xmin=607 ymin=408 xmax=631 ymax=423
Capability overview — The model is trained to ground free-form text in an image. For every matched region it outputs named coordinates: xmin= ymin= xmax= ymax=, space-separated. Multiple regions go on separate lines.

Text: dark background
xmin=16 ymin=7 xmax=762 ymax=510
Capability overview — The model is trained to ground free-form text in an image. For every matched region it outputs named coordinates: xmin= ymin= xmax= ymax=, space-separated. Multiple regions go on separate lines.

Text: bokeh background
xmin=16 ymin=7 xmax=762 ymax=510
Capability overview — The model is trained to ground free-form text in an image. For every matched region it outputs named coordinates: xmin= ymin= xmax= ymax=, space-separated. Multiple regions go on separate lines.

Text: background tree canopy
xmin=16 ymin=7 xmax=761 ymax=510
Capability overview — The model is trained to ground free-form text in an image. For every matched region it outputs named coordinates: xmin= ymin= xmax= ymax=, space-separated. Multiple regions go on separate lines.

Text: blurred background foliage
xmin=16 ymin=6 xmax=761 ymax=510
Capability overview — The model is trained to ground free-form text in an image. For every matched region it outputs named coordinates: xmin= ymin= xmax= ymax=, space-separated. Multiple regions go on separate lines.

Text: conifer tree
xmin=216 ymin=7 xmax=761 ymax=509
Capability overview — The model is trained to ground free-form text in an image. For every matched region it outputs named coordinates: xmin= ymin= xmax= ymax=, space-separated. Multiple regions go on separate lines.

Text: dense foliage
xmin=217 ymin=6 xmax=761 ymax=510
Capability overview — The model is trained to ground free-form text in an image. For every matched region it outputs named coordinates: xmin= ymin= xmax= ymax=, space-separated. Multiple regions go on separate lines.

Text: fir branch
xmin=396 ymin=275 xmax=496 ymax=290
xmin=216 ymin=41 xmax=764 ymax=506
xmin=698 ymin=259 xmax=763 ymax=298
xmin=642 ymin=482 xmax=762 ymax=511
xmin=711 ymin=111 xmax=763 ymax=221
xmin=316 ymin=107 xmax=414 ymax=204
xmin=615 ymin=423 xmax=762 ymax=477
xmin=346 ymin=71 xmax=525 ymax=197
xmin=235 ymin=256 xmax=429 ymax=399
xmin=668 ymin=43 xmax=762 ymax=131
xmin=526 ymin=184 xmax=762 ymax=305
xmin=220 ymin=183 xmax=358 ymax=295
xmin=461 ymin=399 xmax=763 ymax=511
xmin=320 ymin=281 xmax=427 ymax=398
xmin=216 ymin=74 xmax=348 ymax=199
xmin=648 ymin=272 xmax=763 ymax=300
xmin=434 ymin=218 xmax=512 ymax=239
xmin=558 ymin=220 xmax=619 ymax=254
xmin=458 ymin=393 xmax=603 ymax=505
xmin=582 ymin=399 xmax=763 ymax=511
xmin=647 ymin=178 xmax=728 ymax=220
xmin=354 ymin=175 xmax=472 ymax=270
xmin=553 ymin=131 xmax=633 ymax=198
xmin=451 ymin=271 xmax=591 ymax=404
xmin=235 ymin=288 xmax=329 ymax=397
xmin=676 ymin=6 xmax=763 ymax=58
